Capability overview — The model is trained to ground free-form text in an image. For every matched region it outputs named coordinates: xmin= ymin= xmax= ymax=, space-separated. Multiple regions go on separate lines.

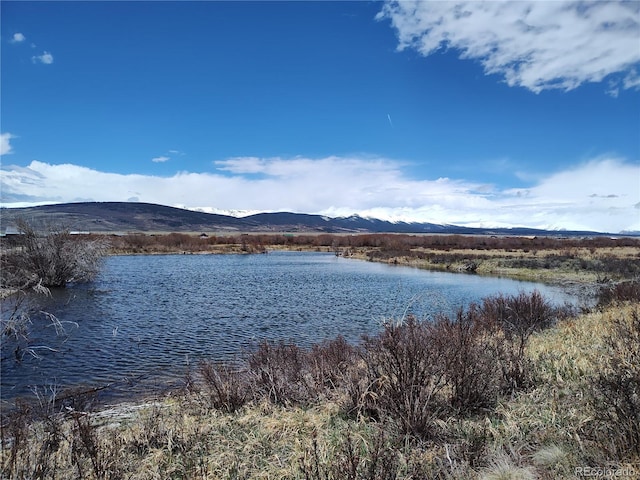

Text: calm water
xmin=1 ymin=252 xmax=580 ymax=403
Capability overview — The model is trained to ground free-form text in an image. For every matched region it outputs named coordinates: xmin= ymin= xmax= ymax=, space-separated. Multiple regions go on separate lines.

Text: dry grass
xmin=3 ymin=299 xmax=639 ymax=479
xmin=356 ymin=245 xmax=640 ymax=285
xmin=489 ymin=303 xmax=640 ymax=476
xmin=0 ymin=397 xmax=342 ymax=479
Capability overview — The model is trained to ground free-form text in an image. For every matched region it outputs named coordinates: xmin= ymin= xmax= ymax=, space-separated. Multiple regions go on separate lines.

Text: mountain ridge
xmin=0 ymin=201 xmax=623 ymax=236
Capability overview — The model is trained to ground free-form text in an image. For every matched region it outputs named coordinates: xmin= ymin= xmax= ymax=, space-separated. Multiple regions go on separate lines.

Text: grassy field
xmin=1 ymin=233 xmax=639 ymax=479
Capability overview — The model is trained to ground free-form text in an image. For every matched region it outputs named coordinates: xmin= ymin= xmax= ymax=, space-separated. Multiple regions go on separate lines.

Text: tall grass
xmin=2 ymin=292 xmax=638 ymax=479
xmin=588 ymin=307 xmax=640 ymax=459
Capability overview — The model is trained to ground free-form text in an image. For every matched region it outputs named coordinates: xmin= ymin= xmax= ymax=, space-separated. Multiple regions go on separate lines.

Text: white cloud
xmin=152 ymin=150 xmax=184 ymax=162
xmin=32 ymin=51 xmax=54 ymax=64
xmin=377 ymin=0 xmax=640 ymax=93
xmin=0 ymin=156 xmax=638 ymax=233
xmin=10 ymin=33 xmax=26 ymax=43
xmin=624 ymin=69 xmax=640 ymax=89
xmin=0 ymin=133 xmax=15 ymax=155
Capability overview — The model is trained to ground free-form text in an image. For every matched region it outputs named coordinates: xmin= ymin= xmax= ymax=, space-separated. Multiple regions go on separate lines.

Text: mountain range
xmin=0 ymin=202 xmax=620 ymax=236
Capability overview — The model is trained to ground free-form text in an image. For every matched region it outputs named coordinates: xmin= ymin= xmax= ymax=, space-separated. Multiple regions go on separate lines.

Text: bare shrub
xmin=195 ymin=337 xmax=358 ymax=412
xmin=478 ymin=291 xmax=561 ymax=394
xmin=0 ymin=287 xmax=79 ymax=365
xmin=341 ymin=356 xmax=372 ymax=420
xmin=342 ymin=294 xmax=563 ymax=432
xmin=359 ymin=316 xmax=451 ymax=438
xmin=597 ymin=279 xmax=640 ymax=307
xmin=438 ymin=307 xmax=503 ymax=413
xmin=299 ymin=428 xmax=399 ymax=480
xmin=198 ymin=360 xmax=251 ymax=413
xmin=307 ymin=336 xmax=358 ymax=394
xmin=0 ymin=387 xmax=124 ymax=479
xmin=597 ymin=256 xmax=640 ymax=278
xmin=588 ymin=308 xmax=640 ymax=459
xmin=247 ymin=340 xmax=312 ymax=405
xmin=69 ymin=411 xmax=124 ymax=479
xmin=479 ymin=291 xmax=555 ymax=352
xmin=1 ymin=290 xmax=35 ymax=349
xmin=0 ymin=388 xmax=93 ymax=480
xmin=1 ymin=218 xmax=109 ymax=288
xmin=417 ymin=295 xmax=558 ymax=415
xmin=0 ymin=402 xmax=32 ymax=478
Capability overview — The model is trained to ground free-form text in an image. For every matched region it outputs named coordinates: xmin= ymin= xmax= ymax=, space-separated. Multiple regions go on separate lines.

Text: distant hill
xmin=0 ymin=201 xmax=611 ymax=236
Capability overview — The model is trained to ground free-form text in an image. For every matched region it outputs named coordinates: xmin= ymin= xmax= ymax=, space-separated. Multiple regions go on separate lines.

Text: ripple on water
xmin=1 ymin=252 xmax=582 ymax=403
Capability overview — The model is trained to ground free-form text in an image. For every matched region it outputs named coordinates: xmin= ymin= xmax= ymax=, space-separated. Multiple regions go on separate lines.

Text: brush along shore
xmin=103 ymin=232 xmax=640 ymax=287
xmin=1 ymin=285 xmax=639 ymax=479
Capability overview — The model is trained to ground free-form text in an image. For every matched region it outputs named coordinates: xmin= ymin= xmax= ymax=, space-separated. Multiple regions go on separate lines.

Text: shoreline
xmin=3 ymin=301 xmax=638 ymax=478
xmin=2 ymin=241 xmax=635 ymax=408
xmin=1 ymin=248 xmax=608 ymax=412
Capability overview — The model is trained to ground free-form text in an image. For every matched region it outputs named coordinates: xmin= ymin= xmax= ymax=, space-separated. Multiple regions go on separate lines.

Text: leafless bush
xmin=1 ymin=290 xmax=34 ymax=344
xmin=232 ymin=292 xmax=564 ymax=433
xmin=477 ymin=291 xmax=566 ymax=394
xmin=597 ymin=256 xmax=640 ymax=277
xmin=69 ymin=412 xmax=124 ymax=479
xmin=479 ymin=291 xmax=556 ymax=353
xmin=247 ymin=340 xmax=312 ymax=405
xmin=193 ymin=337 xmax=358 ymax=412
xmin=0 ymin=401 xmax=32 ymax=478
xmin=2 ymin=407 xmax=66 ymax=480
xmin=1 ymin=218 xmax=109 ymax=288
xmin=299 ymin=428 xmax=400 ymax=480
xmin=245 ymin=337 xmax=358 ymax=406
xmin=0 ymin=287 xmax=74 ymax=364
xmin=438 ymin=307 xmax=503 ymax=413
xmin=0 ymin=387 xmax=98 ymax=480
xmin=597 ymin=279 xmax=640 ymax=307
xmin=359 ymin=316 xmax=451 ymax=438
xmin=350 ymin=292 xmax=567 ymax=424
xmin=198 ymin=360 xmax=251 ymax=413
xmin=307 ymin=336 xmax=358 ymax=394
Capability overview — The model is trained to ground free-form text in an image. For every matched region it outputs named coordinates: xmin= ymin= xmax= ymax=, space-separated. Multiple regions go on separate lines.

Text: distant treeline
xmin=100 ymin=231 xmax=640 ymax=252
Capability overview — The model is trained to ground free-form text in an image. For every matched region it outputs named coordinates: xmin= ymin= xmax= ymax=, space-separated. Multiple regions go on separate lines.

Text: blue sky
xmin=1 ymin=1 xmax=639 ymax=232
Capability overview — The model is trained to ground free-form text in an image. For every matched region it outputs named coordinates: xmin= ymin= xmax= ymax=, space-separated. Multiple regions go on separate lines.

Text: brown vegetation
xmin=6 ymin=292 xmax=638 ymax=479
xmin=1 ymin=232 xmax=638 ymax=478
xmin=1 ymin=219 xmax=108 ymax=289
xmin=101 ymin=232 xmax=640 ymax=284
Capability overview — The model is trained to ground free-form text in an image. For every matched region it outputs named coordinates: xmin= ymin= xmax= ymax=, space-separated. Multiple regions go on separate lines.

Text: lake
xmin=1 ymin=252 xmax=581 ymax=404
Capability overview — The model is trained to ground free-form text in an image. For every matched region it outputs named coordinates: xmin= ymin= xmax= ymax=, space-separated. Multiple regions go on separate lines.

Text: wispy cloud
xmin=1 ymin=156 xmax=638 ymax=232
xmin=0 ymin=133 xmax=15 ymax=156
xmin=152 ymin=150 xmax=184 ymax=163
xmin=10 ymin=33 xmax=26 ymax=44
xmin=377 ymin=0 xmax=640 ymax=93
xmin=32 ymin=51 xmax=54 ymax=64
